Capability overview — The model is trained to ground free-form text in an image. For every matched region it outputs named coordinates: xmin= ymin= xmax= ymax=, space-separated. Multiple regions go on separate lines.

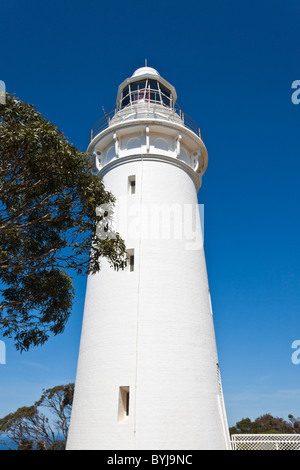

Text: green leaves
xmin=0 ymin=94 xmax=126 ymax=351
xmin=229 ymin=413 xmax=300 ymax=435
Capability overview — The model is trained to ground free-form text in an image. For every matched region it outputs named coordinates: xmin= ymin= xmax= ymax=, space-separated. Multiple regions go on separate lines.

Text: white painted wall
xmin=67 ymin=155 xmax=230 ymax=450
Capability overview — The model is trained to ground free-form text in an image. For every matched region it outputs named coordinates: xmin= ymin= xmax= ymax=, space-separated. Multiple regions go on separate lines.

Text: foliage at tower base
xmin=0 ymin=384 xmax=74 ymax=450
xmin=229 ymin=414 xmax=300 ymax=435
xmin=0 ymin=95 xmax=127 ymax=351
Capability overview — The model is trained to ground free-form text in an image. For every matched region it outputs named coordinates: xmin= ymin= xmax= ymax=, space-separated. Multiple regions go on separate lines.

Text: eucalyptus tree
xmin=0 ymin=383 xmax=74 ymax=450
xmin=0 ymin=94 xmax=126 ymax=351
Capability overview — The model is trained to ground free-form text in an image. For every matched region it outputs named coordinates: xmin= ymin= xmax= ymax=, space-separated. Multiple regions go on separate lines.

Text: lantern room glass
xmin=119 ymin=79 xmax=172 ymax=109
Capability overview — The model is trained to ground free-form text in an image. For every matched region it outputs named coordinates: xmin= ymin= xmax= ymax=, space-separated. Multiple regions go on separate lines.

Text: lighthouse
xmin=66 ymin=66 xmax=230 ymax=450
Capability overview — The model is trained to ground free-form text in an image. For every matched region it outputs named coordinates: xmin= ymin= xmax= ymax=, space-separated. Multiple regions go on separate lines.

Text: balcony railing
xmin=90 ymin=100 xmax=203 ymax=142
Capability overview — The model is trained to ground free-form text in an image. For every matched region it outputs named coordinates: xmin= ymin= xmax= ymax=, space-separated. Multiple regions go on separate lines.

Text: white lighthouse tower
xmin=67 ymin=66 xmax=230 ymax=450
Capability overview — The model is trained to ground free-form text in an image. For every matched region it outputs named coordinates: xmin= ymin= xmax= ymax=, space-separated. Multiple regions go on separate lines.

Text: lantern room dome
xmin=132 ymin=66 xmax=160 ymax=77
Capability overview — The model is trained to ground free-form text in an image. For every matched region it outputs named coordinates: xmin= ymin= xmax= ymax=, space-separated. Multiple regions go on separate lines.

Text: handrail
xmin=90 ymin=101 xmax=204 ymax=142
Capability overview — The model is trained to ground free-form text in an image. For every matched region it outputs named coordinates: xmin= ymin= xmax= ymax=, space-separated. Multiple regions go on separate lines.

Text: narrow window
xmin=126 ymin=248 xmax=135 ymax=272
xmin=130 ymin=254 xmax=134 ymax=271
xmin=118 ymin=386 xmax=130 ymax=422
xmin=130 ymin=179 xmax=135 ymax=194
xmin=128 ymin=175 xmax=136 ymax=194
xmin=126 ymin=390 xmax=130 ymax=416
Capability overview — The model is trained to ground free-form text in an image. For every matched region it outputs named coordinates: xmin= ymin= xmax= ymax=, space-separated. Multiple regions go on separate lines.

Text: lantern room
xmin=116 ymin=66 xmax=177 ymax=110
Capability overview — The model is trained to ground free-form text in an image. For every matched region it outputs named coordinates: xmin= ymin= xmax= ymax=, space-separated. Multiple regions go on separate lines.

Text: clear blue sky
xmin=0 ymin=0 xmax=300 ymax=428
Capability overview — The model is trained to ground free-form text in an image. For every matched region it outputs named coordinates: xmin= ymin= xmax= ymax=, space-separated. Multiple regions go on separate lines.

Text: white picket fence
xmin=231 ymin=434 xmax=300 ymax=450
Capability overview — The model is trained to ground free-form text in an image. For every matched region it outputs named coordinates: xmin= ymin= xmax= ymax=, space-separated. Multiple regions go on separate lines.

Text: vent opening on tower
xmin=118 ymin=386 xmax=130 ymax=423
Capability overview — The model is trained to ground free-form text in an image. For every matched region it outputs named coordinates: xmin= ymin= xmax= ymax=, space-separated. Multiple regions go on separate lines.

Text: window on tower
xmin=128 ymin=175 xmax=136 ymax=194
xmin=129 ymin=254 xmax=134 ymax=272
xmin=121 ymin=86 xmax=130 ymax=107
xmin=126 ymin=249 xmax=135 ymax=272
xmin=160 ymin=84 xmax=171 ymax=107
xmin=118 ymin=386 xmax=130 ymax=423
